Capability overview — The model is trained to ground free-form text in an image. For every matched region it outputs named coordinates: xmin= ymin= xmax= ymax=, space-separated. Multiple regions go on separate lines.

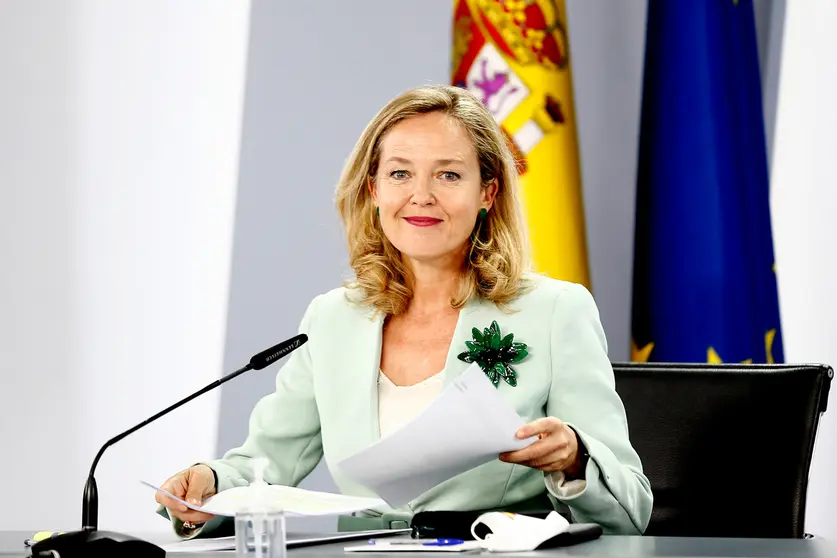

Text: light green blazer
xmin=161 ymin=275 xmax=652 ymax=536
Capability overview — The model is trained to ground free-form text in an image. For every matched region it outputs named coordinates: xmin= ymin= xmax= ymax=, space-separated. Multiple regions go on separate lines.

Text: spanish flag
xmin=452 ymin=0 xmax=590 ymax=289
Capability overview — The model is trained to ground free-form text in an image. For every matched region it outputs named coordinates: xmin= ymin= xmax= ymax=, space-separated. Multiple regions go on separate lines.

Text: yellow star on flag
xmin=631 ymin=339 xmax=655 ymax=363
xmin=707 ymin=329 xmax=776 ymax=364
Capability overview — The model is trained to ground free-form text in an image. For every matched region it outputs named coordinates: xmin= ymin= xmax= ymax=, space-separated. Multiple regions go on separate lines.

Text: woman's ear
xmin=368 ymin=176 xmax=378 ymax=204
xmin=481 ymin=179 xmax=499 ymax=210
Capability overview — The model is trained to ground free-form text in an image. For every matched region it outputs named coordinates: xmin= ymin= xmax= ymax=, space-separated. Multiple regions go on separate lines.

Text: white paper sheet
xmin=161 ymin=530 xmax=415 ymax=553
xmin=344 ymin=540 xmax=483 ymax=552
xmin=337 ymin=363 xmax=536 ymax=507
xmin=161 ymin=535 xmax=235 ymax=553
xmin=143 ymin=480 xmax=386 ymax=517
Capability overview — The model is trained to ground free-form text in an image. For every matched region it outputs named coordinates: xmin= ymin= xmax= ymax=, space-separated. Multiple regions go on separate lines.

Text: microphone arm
xmin=81 ymin=333 xmax=308 ymax=532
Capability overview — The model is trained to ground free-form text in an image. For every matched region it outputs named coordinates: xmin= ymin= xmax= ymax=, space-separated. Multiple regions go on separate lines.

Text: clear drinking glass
xmin=235 ymin=509 xmax=287 ymax=558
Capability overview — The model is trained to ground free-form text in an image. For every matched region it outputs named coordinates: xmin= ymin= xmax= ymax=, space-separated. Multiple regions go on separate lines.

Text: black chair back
xmin=612 ymin=362 xmax=832 ymax=538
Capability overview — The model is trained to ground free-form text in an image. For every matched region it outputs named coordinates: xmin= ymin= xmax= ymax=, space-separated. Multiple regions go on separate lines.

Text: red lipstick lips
xmin=404 ymin=216 xmax=442 ymax=227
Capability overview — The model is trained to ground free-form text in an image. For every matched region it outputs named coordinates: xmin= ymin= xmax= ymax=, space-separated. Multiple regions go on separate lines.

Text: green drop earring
xmin=479 ymin=208 xmax=488 ymax=220
xmin=376 ymin=207 xmax=380 ymax=217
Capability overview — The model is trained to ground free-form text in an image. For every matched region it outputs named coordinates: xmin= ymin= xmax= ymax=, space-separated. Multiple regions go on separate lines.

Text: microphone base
xmin=29 ymin=529 xmax=164 ymax=558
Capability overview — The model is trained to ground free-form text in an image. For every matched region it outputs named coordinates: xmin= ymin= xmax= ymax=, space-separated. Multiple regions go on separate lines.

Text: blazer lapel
xmin=336 ymin=306 xmax=385 ymax=459
xmin=442 ymin=296 xmax=486 ymax=387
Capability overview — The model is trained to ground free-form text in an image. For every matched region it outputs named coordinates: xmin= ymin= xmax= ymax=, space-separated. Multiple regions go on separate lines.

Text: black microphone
xmin=30 ymin=334 xmax=308 ymax=558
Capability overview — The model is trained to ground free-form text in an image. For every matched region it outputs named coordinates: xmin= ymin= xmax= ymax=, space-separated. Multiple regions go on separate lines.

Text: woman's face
xmin=371 ymin=111 xmax=497 ymax=267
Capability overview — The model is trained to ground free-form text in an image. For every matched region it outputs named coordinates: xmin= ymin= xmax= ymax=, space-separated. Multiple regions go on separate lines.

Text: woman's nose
xmin=410 ymin=176 xmax=436 ymax=205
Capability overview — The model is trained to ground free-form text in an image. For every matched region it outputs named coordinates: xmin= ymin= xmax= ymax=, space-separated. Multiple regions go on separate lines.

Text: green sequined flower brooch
xmin=456 ymin=321 xmax=529 ymax=387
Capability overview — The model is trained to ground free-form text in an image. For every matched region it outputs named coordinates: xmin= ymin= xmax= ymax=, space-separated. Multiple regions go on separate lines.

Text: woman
xmin=155 ymin=84 xmax=653 ymax=537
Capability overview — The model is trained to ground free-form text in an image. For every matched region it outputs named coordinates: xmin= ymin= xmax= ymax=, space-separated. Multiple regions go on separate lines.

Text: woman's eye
xmin=440 ymin=171 xmax=461 ymax=181
xmin=390 ymin=170 xmax=409 ymax=180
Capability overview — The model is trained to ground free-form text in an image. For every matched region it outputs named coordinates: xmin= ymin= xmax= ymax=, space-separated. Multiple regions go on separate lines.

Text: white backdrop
xmin=770 ymin=0 xmax=837 ymax=539
xmin=0 ymin=0 xmax=250 ymax=533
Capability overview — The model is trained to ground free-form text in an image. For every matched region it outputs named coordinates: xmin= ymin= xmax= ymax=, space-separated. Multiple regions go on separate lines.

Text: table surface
xmin=1 ymin=530 xmax=834 ymax=558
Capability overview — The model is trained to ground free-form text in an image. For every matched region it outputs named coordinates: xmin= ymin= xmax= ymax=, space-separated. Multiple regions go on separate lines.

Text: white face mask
xmin=470 ymin=511 xmax=570 ymax=552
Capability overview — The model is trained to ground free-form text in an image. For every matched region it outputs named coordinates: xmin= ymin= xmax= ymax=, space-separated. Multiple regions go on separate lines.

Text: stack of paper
xmin=143 ymin=480 xmax=385 ymax=517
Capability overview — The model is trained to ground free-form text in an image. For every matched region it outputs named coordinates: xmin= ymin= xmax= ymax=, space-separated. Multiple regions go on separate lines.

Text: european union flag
xmin=630 ymin=0 xmax=783 ymax=364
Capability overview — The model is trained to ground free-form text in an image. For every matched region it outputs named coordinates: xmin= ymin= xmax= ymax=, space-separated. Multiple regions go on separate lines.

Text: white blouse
xmin=376 ymin=370 xmax=586 ymax=499
xmin=377 ymin=369 xmax=445 ymax=438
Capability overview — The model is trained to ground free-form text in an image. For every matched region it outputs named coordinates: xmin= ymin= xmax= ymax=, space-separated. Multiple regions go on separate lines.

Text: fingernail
xmin=188 ymin=499 xmax=200 ymax=506
xmin=516 ymin=429 xmax=524 ymax=438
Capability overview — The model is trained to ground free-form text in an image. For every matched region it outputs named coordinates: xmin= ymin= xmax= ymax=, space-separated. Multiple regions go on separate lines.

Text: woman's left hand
xmin=499 ymin=417 xmax=583 ymax=475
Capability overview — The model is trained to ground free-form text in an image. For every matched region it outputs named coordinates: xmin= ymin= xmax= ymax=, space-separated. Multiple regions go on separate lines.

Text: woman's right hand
xmin=155 ymin=464 xmax=217 ymax=524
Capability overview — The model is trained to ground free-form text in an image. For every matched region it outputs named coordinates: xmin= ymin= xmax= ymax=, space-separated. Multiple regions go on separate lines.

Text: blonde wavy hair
xmin=335 ymin=84 xmax=531 ymax=316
